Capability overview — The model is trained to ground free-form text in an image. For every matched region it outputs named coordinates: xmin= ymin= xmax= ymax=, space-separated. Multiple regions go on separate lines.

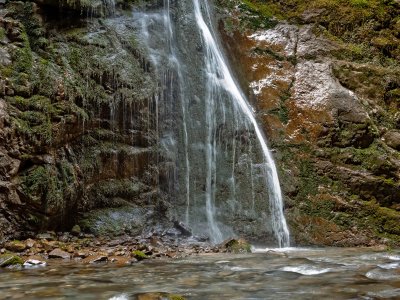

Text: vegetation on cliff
xmin=218 ymin=0 xmax=400 ymax=246
xmin=0 ymin=0 xmax=161 ymax=240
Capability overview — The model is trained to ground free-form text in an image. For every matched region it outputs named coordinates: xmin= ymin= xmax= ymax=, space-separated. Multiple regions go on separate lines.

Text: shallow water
xmin=1 ymin=248 xmax=399 ymax=299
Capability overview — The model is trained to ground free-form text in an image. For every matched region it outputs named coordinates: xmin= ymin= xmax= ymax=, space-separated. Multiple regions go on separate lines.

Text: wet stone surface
xmin=0 ymin=247 xmax=399 ymax=299
xmin=0 ymin=231 xmax=242 ymax=269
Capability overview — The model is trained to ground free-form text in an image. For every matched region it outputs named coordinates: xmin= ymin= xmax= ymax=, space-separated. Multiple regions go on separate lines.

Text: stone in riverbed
xmin=48 ymin=248 xmax=70 ymax=259
xmin=36 ymin=232 xmax=56 ymax=241
xmin=4 ymin=240 xmax=27 ymax=252
xmin=135 ymin=293 xmax=186 ymax=300
xmin=220 ymin=238 xmax=252 ymax=253
xmin=23 ymin=259 xmax=47 ymax=268
xmin=0 ymin=254 xmax=23 ymax=267
xmin=132 ymin=250 xmax=148 ymax=260
xmin=109 ymin=256 xmax=134 ymax=265
xmin=71 ymin=225 xmax=81 ymax=236
xmin=81 ymin=255 xmax=108 ymax=264
xmin=25 ymin=238 xmax=36 ymax=248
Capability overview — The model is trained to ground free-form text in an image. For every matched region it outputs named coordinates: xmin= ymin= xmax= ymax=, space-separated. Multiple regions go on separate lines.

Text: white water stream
xmin=132 ymin=0 xmax=290 ymax=247
xmin=192 ymin=1 xmax=290 ymax=247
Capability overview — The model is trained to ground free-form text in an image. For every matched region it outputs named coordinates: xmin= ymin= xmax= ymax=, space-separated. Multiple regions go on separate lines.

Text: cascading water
xmin=192 ymin=1 xmax=289 ymax=247
xmin=133 ymin=0 xmax=290 ymax=247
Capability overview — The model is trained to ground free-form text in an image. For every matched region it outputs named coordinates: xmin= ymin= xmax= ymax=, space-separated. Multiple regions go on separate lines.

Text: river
xmin=1 ymin=247 xmax=399 ymax=299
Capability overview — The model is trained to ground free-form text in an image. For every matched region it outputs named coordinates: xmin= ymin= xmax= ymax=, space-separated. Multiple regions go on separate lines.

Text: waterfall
xmin=163 ymin=0 xmax=191 ymax=227
xmin=192 ymin=1 xmax=289 ymax=247
xmin=133 ymin=0 xmax=290 ymax=247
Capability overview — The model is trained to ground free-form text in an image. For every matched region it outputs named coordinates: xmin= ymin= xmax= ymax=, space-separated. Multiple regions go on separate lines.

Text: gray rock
xmin=383 ymin=130 xmax=400 ymax=150
xmin=36 ymin=232 xmax=56 ymax=241
xmin=0 ymin=48 xmax=11 ymax=66
xmin=48 ymin=248 xmax=70 ymax=259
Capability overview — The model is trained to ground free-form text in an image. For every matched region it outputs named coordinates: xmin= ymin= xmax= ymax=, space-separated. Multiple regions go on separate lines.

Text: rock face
xmin=218 ymin=0 xmax=400 ymax=246
xmin=0 ymin=0 xmax=168 ymax=242
xmin=0 ymin=0 xmax=399 ymax=247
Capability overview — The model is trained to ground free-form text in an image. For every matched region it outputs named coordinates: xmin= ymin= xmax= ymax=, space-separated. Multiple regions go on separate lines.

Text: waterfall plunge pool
xmin=1 ymin=247 xmax=399 ymax=299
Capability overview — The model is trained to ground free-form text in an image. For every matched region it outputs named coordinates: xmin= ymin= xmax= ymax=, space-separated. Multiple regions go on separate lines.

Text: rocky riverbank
xmin=0 ymin=228 xmax=253 ymax=269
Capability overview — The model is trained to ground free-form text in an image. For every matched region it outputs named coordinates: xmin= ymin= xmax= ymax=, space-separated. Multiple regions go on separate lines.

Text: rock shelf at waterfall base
xmin=0 ymin=231 xmax=256 ymax=269
xmin=0 ymin=231 xmax=389 ymax=269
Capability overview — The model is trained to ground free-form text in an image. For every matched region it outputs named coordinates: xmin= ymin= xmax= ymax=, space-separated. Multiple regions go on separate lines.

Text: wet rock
xmin=23 ymin=259 xmax=47 ymax=268
xmin=81 ymin=255 xmax=108 ymax=264
xmin=25 ymin=238 xmax=36 ymax=248
xmin=71 ymin=225 xmax=81 ymax=236
xmin=4 ymin=240 xmax=26 ymax=252
xmin=383 ymin=130 xmax=400 ymax=150
xmin=40 ymin=240 xmax=57 ymax=251
xmin=132 ymin=250 xmax=148 ymax=260
xmin=221 ymin=238 xmax=252 ymax=253
xmin=74 ymin=251 xmax=89 ymax=258
xmin=37 ymin=233 xmax=56 ymax=241
xmin=0 ymin=254 xmax=23 ymax=267
xmin=135 ymin=293 xmax=186 ymax=300
xmin=173 ymin=221 xmax=192 ymax=237
xmin=48 ymin=248 xmax=70 ymax=259
xmin=109 ymin=256 xmax=133 ymax=265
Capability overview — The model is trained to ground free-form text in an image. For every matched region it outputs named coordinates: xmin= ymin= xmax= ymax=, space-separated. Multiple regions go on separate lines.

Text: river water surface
xmin=1 ymin=247 xmax=399 ymax=299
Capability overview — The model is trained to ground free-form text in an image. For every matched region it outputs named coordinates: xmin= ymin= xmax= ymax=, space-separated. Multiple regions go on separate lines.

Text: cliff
xmin=0 ymin=0 xmax=165 ymax=241
xmin=217 ymin=0 xmax=400 ymax=246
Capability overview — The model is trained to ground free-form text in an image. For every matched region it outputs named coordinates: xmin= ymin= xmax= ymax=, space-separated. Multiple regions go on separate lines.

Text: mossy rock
xmin=132 ymin=250 xmax=148 ymax=260
xmin=0 ymin=254 xmax=24 ymax=268
xmin=222 ymin=238 xmax=252 ymax=253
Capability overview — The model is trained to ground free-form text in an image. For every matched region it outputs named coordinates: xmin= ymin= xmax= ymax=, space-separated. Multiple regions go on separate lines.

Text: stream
xmin=1 ymin=247 xmax=399 ymax=299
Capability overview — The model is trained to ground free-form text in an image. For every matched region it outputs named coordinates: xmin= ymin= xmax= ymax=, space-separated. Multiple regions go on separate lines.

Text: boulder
xmin=383 ymin=130 xmax=400 ymax=150
xmin=48 ymin=248 xmax=70 ymax=259
xmin=4 ymin=240 xmax=26 ymax=252
xmin=71 ymin=225 xmax=81 ymax=236
xmin=220 ymin=238 xmax=252 ymax=253
xmin=0 ymin=254 xmax=23 ymax=267
xmin=23 ymin=259 xmax=47 ymax=268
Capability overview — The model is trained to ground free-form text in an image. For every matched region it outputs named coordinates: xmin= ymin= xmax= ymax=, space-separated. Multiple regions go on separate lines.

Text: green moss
xmin=224 ymin=239 xmax=252 ymax=253
xmin=358 ymin=200 xmax=400 ymax=243
xmin=349 ymin=0 xmax=370 ymax=8
xmin=227 ymin=0 xmax=399 ymax=64
xmin=132 ymin=250 xmax=148 ymax=260
xmin=169 ymin=295 xmax=186 ymax=300
xmin=297 ymin=159 xmax=319 ymax=199
xmin=12 ymin=31 xmax=33 ymax=75
xmin=0 ymin=254 xmax=24 ymax=267
xmin=0 ymin=28 xmax=5 ymax=40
